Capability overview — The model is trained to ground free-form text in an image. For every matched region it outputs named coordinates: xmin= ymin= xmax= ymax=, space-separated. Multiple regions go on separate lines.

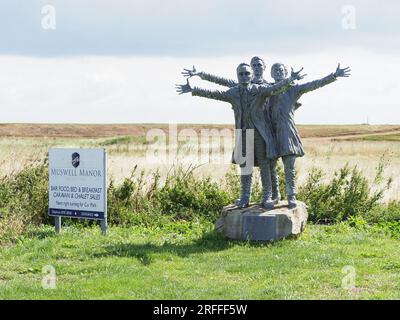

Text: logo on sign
xmin=72 ymin=152 xmax=80 ymax=168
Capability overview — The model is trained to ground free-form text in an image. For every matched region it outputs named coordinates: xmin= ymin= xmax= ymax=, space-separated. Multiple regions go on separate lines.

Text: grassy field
xmin=1 ymin=124 xmax=399 ymax=300
xmin=354 ymin=133 xmax=400 ymax=142
xmin=1 ymin=123 xmax=399 ymax=137
xmin=2 ymin=124 xmax=399 ymax=200
xmin=0 ymin=222 xmax=399 ymax=300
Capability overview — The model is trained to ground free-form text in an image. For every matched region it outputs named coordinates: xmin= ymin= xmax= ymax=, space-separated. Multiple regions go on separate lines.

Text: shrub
xmin=0 ymin=154 xmax=398 ymax=244
xmin=156 ymin=166 xmax=230 ymax=221
xmin=107 ymin=164 xmax=231 ymax=225
xmin=298 ymin=164 xmax=391 ymax=223
xmin=363 ymin=201 xmax=400 ymax=224
xmin=0 ymin=158 xmax=49 ymax=243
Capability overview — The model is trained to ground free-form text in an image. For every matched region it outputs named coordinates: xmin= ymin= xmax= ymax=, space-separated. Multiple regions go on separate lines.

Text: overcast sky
xmin=1 ymin=0 xmax=399 ymax=124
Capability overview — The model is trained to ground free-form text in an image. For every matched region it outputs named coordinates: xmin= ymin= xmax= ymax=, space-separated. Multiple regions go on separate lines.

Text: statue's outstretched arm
xmin=191 ymin=87 xmax=231 ymax=102
xmin=294 ymin=74 xmax=336 ymax=97
xmin=176 ymin=78 xmax=231 ymax=103
xmin=198 ymin=72 xmax=237 ymax=88
xmin=182 ymin=66 xmax=236 ymax=88
xmin=260 ymin=67 xmax=306 ymax=99
xmin=295 ymin=64 xmax=351 ymax=97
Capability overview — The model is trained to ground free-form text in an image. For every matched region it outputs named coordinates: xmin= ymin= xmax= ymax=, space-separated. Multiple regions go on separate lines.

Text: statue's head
xmin=250 ymin=56 xmax=266 ymax=79
xmin=271 ymin=63 xmax=288 ymax=82
xmin=236 ymin=63 xmax=253 ymax=85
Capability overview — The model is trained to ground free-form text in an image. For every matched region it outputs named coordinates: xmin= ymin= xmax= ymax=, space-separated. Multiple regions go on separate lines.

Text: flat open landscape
xmin=1 ymin=123 xmax=400 ymax=138
xmin=1 ymin=124 xmax=399 ymax=300
xmin=1 ymin=124 xmax=399 ymax=201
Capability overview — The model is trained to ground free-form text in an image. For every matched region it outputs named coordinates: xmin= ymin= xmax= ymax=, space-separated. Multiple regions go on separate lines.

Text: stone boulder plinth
xmin=215 ymin=201 xmax=308 ymax=241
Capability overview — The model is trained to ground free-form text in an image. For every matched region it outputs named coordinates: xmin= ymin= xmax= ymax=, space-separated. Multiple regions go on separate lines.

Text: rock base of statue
xmin=215 ymin=201 xmax=308 ymax=241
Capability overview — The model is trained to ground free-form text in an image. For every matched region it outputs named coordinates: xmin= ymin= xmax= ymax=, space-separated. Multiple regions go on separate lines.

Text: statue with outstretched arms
xmin=176 ymin=63 xmax=306 ymax=209
xmin=267 ymin=63 xmax=351 ymax=208
xmin=182 ymin=56 xmax=302 ymax=118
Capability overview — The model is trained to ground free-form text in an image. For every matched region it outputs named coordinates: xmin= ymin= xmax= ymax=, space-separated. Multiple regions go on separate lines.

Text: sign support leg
xmin=55 ymin=216 xmax=62 ymax=233
xmin=101 ymin=219 xmax=107 ymax=236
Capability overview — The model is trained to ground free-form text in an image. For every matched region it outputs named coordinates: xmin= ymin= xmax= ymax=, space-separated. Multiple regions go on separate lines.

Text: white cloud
xmin=0 ymin=47 xmax=398 ymax=124
xmin=1 ymin=0 xmax=399 ymax=56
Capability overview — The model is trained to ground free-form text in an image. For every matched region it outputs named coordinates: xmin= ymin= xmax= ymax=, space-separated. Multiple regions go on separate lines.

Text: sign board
xmin=48 ymin=148 xmax=107 ymax=232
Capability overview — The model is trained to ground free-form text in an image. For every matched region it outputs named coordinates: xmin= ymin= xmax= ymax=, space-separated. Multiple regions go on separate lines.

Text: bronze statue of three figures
xmin=176 ymin=57 xmax=351 ymax=210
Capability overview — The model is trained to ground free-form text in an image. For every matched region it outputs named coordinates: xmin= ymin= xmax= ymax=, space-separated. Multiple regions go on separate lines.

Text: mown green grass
xmin=1 ymin=222 xmax=399 ymax=300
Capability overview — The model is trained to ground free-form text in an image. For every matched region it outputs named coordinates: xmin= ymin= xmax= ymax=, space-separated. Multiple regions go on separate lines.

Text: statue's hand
xmin=182 ymin=66 xmax=200 ymax=78
xmin=290 ymin=67 xmax=307 ymax=81
xmin=334 ymin=63 xmax=351 ymax=78
xmin=175 ymin=78 xmax=193 ymax=95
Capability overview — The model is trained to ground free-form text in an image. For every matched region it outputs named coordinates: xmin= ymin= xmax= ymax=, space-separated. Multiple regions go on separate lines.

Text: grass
xmin=356 ymin=134 xmax=400 ymax=142
xmin=296 ymin=124 xmax=400 ymax=138
xmin=2 ymin=125 xmax=400 ymax=196
xmin=3 ymin=155 xmax=397 ymax=245
xmin=0 ymin=222 xmax=399 ymax=300
xmin=1 ymin=124 xmax=400 ymax=300
xmin=99 ymin=135 xmax=149 ymax=146
xmin=1 ymin=123 xmax=400 ymax=138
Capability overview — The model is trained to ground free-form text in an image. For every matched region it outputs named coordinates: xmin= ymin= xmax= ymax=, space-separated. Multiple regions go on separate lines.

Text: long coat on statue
xmin=266 ymin=73 xmax=337 ymax=158
xmin=192 ymin=79 xmax=292 ymax=163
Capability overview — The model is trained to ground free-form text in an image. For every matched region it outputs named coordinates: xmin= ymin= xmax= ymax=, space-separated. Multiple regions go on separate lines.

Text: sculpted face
xmin=251 ymin=58 xmax=265 ymax=79
xmin=237 ymin=65 xmax=253 ymax=85
xmin=271 ymin=64 xmax=288 ymax=82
